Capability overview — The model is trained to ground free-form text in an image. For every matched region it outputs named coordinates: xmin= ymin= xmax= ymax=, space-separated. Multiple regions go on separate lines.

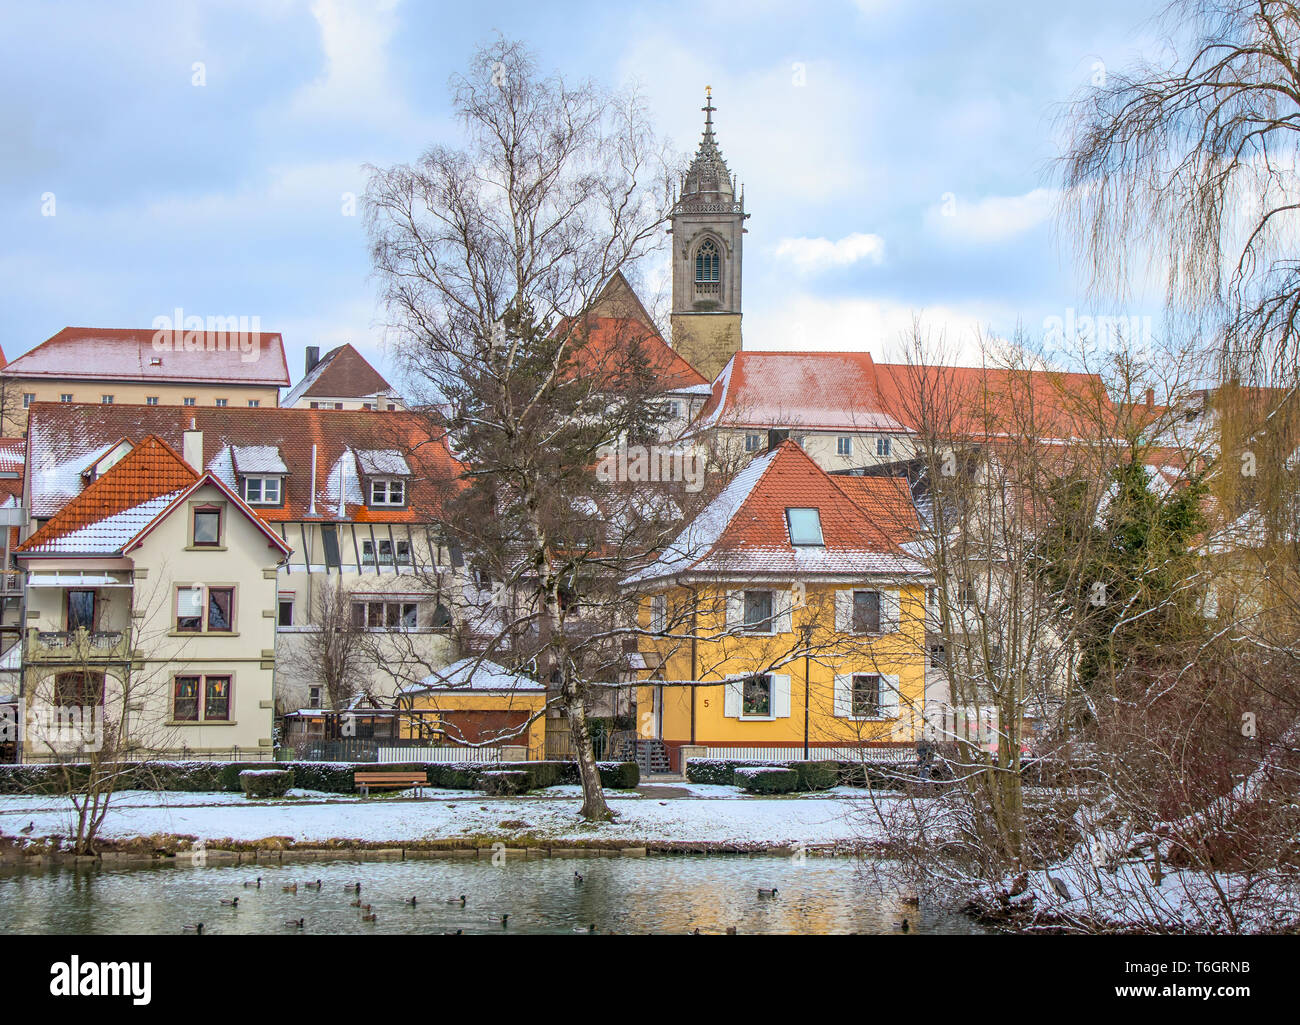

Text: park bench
xmin=354 ymin=770 xmax=428 ymax=798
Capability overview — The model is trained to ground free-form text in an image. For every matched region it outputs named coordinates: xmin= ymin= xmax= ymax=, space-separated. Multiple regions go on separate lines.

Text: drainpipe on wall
xmin=690 ymin=601 xmax=698 ymax=745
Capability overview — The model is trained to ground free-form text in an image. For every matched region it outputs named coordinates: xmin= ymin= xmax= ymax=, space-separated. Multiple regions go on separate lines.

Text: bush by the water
xmin=733 ymin=766 xmax=800 ymax=794
xmin=239 ymin=769 xmax=294 ymax=799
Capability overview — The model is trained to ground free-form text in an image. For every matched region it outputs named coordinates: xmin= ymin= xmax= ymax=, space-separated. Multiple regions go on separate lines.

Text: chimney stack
xmin=182 ymin=429 xmax=203 ymax=472
xmin=767 ymin=429 xmax=790 ymax=453
xmin=305 ymin=345 xmax=320 ymax=375
xmin=1145 ymin=387 xmax=1155 ymax=408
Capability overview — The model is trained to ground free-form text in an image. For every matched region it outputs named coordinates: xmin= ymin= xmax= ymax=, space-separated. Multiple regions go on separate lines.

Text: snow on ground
xmin=992 ymin=854 xmax=1300 ymax=934
xmin=0 ymin=788 xmax=893 ymax=847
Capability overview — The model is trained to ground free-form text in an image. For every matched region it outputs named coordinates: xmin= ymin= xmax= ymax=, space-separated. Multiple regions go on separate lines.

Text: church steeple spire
xmin=682 ymin=86 xmax=737 ymax=201
xmin=669 ymin=86 xmax=748 ymax=382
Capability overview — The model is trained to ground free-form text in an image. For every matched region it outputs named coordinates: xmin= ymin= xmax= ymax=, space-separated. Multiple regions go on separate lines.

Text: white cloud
xmin=925 ymin=187 xmax=1058 ymax=245
xmin=742 ymin=292 xmax=1014 ymax=363
xmin=773 ymin=232 xmax=885 ymax=272
xmin=290 ymin=0 xmax=405 ymax=122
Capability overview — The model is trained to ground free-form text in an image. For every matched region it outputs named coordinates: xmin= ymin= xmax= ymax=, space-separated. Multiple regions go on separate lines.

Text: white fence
xmin=687 ymin=746 xmax=917 ymax=764
xmin=374 ymin=745 xmax=504 ymax=764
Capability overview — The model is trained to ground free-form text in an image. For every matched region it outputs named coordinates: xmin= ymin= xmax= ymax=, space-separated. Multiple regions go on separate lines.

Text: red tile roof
xmin=26 ymin=403 xmax=462 ymax=524
xmin=714 ymin=442 xmax=909 ymax=553
xmin=567 ymin=315 xmax=710 ymax=394
xmin=699 ymin=351 xmax=894 ymax=432
xmin=698 ymin=351 xmax=1116 ymax=441
xmin=18 ymin=435 xmax=197 ymax=552
xmin=831 ymin=475 xmax=920 ymax=543
xmin=627 ymin=441 xmax=925 ymax=584
xmin=4 ymin=326 xmax=290 ymax=386
xmin=283 ymin=343 xmax=396 ymax=405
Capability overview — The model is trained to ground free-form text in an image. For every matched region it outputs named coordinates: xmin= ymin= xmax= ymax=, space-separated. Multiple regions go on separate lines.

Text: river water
xmin=0 ymin=854 xmax=984 ymax=935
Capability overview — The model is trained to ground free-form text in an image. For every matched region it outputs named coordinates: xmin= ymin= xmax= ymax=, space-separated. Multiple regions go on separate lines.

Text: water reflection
xmin=0 ymin=855 xmax=983 ymax=935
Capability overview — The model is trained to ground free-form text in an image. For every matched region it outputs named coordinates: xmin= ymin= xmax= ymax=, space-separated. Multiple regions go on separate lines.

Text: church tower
xmin=670 ymin=87 xmax=747 ymax=381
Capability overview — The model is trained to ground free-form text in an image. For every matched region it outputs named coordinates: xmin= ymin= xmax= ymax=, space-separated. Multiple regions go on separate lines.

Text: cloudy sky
xmin=1 ymin=0 xmax=1177 ymax=387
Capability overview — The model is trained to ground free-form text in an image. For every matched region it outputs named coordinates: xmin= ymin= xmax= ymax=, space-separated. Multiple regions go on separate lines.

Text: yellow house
xmin=394 ymin=658 xmax=547 ymax=761
xmin=627 ymin=439 xmax=929 ymax=770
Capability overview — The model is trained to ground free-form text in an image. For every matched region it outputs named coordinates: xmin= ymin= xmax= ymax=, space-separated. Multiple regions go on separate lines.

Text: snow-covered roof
xmin=403 ymin=658 xmax=545 ymax=694
xmin=355 ymin=449 xmax=411 ymax=476
xmin=230 ymin=445 xmax=288 ymax=475
xmin=19 ymin=491 xmax=184 ymax=554
xmin=624 ymin=442 xmax=926 ymax=586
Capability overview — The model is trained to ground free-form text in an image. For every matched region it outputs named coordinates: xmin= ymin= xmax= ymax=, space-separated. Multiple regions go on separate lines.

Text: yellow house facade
xmin=625 ymin=439 xmax=930 ymax=770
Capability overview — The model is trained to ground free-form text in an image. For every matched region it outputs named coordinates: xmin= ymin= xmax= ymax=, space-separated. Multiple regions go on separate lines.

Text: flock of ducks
xmin=182 ymin=879 xmax=485 ymax=935
xmin=181 ymin=874 xmax=914 ymax=936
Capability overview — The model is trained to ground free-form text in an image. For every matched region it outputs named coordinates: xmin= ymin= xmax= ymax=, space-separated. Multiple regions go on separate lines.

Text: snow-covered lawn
xmin=0 ymin=787 xmax=890 ymax=847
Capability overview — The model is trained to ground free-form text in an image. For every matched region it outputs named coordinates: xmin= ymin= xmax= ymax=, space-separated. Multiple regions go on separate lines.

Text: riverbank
xmin=0 ymin=783 xmax=894 ymax=858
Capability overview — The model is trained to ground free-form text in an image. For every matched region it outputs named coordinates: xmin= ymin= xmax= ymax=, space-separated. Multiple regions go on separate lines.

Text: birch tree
xmin=365 ymin=38 xmax=674 ymax=820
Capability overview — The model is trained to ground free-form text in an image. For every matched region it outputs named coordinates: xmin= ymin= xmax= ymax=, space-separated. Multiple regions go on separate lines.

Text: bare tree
xmin=20 ymin=577 xmax=185 ymax=855
xmin=365 ymin=37 xmax=676 ymax=820
xmin=285 ymin=577 xmax=370 ymax=712
xmin=1061 ymin=0 xmax=1300 ymax=380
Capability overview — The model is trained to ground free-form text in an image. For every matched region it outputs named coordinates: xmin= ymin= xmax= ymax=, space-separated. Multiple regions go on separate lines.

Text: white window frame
xmin=836 ymin=436 xmax=852 ymax=456
xmin=369 ymin=477 xmax=406 ymax=507
xmin=243 ymin=475 xmax=283 ymax=506
xmin=352 ymin=599 xmax=421 ymax=632
xmin=834 ymin=672 xmax=901 ymax=720
xmin=877 ymin=436 xmax=891 ymax=457
xmin=361 ymin=538 xmax=413 ymax=567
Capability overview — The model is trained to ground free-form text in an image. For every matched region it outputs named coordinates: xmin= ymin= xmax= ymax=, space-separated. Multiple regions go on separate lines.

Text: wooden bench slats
xmin=354 ymin=770 xmax=428 ymax=796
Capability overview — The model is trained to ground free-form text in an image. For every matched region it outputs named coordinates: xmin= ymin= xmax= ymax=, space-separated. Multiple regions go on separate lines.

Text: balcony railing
xmin=25 ymin=628 xmax=129 ymax=662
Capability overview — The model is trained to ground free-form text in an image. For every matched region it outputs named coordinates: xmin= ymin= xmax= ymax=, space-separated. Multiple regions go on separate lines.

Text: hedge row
xmin=0 ymin=759 xmax=640 ymax=795
xmin=427 ymin=760 xmax=639 ymax=792
xmin=685 ymin=757 xmax=929 ymax=791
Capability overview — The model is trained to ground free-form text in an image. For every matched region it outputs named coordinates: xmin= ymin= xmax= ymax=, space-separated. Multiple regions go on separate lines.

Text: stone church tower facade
xmin=670 ymin=88 xmax=748 ymax=381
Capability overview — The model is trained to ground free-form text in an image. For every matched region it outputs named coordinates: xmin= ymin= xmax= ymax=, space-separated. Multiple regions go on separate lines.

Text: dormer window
xmin=786 ymin=507 xmax=823 ymax=546
xmin=243 ymin=476 xmax=283 ymax=506
xmin=369 ymin=478 xmax=406 ymax=507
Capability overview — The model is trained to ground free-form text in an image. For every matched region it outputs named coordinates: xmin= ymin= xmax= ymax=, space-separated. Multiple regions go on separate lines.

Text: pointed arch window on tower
xmin=695 ymin=239 xmax=721 ymax=297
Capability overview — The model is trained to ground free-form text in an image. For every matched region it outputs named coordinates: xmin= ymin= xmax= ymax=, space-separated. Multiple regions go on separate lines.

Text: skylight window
xmin=786 ymin=507 xmax=823 ymax=546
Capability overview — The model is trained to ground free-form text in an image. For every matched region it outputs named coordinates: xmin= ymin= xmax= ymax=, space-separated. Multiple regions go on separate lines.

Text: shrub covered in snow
xmin=733 ymin=766 xmax=800 ymax=794
xmin=686 ymin=757 xmax=923 ymax=790
xmin=687 ymin=758 xmax=841 ymax=789
xmin=239 ymin=769 xmax=295 ymax=799
xmin=595 ymin=761 xmax=639 ymax=789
